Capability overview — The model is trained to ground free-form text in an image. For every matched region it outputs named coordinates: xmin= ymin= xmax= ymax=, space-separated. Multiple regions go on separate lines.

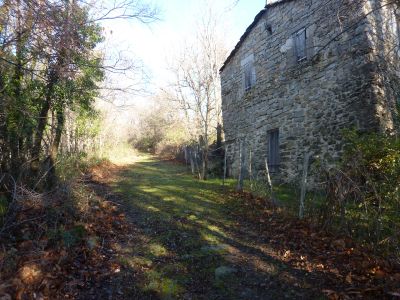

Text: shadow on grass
xmin=91 ymin=155 xmax=332 ymax=299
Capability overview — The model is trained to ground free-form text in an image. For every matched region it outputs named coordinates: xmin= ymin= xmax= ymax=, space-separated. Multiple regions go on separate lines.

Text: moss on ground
xmin=107 ymin=154 xmax=397 ymax=299
xmin=109 ymin=155 xmax=245 ymax=298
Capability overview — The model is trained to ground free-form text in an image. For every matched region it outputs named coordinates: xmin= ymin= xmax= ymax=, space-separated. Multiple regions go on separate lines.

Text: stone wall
xmin=220 ymin=0 xmax=399 ymax=182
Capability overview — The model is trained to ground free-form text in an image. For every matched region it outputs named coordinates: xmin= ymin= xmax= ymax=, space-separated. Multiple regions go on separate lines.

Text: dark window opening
xmin=294 ymin=28 xmax=307 ymax=62
xmin=268 ymin=129 xmax=280 ymax=173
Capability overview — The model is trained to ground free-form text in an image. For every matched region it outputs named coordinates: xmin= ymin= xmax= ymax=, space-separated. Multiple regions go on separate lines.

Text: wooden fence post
xmin=299 ymin=153 xmax=311 ymax=219
xmin=223 ymin=144 xmax=228 ymax=186
xmin=249 ymin=149 xmax=253 ymax=189
xmin=236 ymin=140 xmax=245 ymax=192
xmin=264 ymin=157 xmax=276 ymax=206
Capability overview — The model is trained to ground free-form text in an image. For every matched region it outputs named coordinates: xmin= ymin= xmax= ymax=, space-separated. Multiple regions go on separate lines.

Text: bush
xmin=320 ymin=130 xmax=400 ymax=256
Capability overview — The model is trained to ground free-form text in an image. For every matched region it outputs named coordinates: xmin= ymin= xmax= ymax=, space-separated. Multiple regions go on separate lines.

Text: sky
xmin=100 ymin=0 xmax=266 ymax=108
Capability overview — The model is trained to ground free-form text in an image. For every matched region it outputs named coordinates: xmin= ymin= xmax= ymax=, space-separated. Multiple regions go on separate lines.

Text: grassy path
xmin=93 ymin=154 xmax=325 ymax=300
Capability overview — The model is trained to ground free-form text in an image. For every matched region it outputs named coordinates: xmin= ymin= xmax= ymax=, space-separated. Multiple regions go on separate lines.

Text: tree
xmin=0 ymin=0 xmax=158 ymax=188
xmin=166 ymin=3 xmax=228 ymax=180
xmin=130 ymin=94 xmax=189 ymax=155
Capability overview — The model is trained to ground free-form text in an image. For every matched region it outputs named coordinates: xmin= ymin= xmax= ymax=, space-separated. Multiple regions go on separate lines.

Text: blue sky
xmin=102 ymin=0 xmax=266 ymax=105
xmin=155 ymin=0 xmax=265 ymax=40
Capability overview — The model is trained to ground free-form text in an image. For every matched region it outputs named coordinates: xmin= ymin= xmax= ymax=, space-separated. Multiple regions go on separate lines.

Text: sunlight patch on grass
xmin=206 ymin=224 xmax=227 ymax=238
xmin=140 ymin=186 xmax=162 ymax=194
xmin=118 ymin=256 xmax=153 ymax=268
xmin=146 ymin=205 xmax=161 ymax=212
xmin=149 ymin=243 xmax=169 ymax=257
xmin=163 ymin=197 xmax=182 ymax=203
xmin=144 ymin=270 xmax=183 ymax=299
xmin=187 ymin=214 xmax=198 ymax=221
xmin=201 ymin=230 xmax=222 ymax=244
xmin=110 ymin=154 xmax=246 ymax=297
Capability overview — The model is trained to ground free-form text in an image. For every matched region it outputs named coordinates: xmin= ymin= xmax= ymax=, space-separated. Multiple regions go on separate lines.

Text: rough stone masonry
xmin=220 ymin=0 xmax=399 ymax=182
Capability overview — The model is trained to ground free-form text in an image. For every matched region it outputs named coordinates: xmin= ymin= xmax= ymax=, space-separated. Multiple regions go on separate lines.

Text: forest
xmin=0 ymin=0 xmax=400 ymax=299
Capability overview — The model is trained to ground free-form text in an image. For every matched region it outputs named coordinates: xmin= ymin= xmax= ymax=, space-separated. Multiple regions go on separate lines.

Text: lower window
xmin=268 ymin=129 xmax=280 ymax=173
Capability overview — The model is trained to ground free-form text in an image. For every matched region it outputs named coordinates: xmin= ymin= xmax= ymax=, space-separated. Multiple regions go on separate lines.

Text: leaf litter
xmin=1 ymin=159 xmax=399 ymax=299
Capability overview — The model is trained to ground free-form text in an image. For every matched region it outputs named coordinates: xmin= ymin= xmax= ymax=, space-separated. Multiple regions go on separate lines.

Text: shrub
xmin=320 ymin=129 xmax=400 ymax=255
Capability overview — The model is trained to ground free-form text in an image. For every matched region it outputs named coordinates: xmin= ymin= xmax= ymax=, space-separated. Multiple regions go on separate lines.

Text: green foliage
xmin=75 ymin=108 xmax=102 ymax=140
xmin=0 ymin=0 xmax=105 ymax=185
xmin=238 ymin=129 xmax=400 ymax=256
xmin=132 ymin=103 xmax=190 ymax=156
xmin=321 ymin=129 xmax=400 ymax=254
xmin=342 ymin=129 xmax=400 ymax=203
xmin=156 ymin=125 xmax=189 ymax=157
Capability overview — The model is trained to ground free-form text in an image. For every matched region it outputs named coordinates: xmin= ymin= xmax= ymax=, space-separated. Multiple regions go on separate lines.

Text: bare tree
xmin=165 ymin=3 xmax=228 ymax=180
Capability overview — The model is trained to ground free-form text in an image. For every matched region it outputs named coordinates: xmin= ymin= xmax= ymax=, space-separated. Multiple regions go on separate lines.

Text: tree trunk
xmin=50 ymin=109 xmax=64 ymax=162
xmin=216 ymin=123 xmax=222 ymax=155
xmin=193 ymin=148 xmax=201 ymax=180
xmin=46 ymin=108 xmax=64 ymax=188
xmin=189 ymin=148 xmax=195 ymax=175
xmin=202 ymin=148 xmax=208 ymax=180
xmin=30 ymin=84 xmax=53 ymax=175
xmin=10 ymin=2 xmax=24 ymax=175
xmin=0 ymin=72 xmax=7 ymax=172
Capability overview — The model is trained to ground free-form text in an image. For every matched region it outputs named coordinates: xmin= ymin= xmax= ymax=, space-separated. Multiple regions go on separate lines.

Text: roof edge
xmin=219 ymin=0 xmax=295 ymax=73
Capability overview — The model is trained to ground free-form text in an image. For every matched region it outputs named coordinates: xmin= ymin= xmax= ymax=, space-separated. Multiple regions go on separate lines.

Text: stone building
xmin=220 ymin=0 xmax=399 ymax=182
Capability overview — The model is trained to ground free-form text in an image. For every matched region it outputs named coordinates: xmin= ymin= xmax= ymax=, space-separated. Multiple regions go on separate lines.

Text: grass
xmin=107 ymin=154 xmax=273 ymax=298
xmin=96 ymin=153 xmax=399 ymax=299
xmin=240 ymin=178 xmax=326 ymax=217
xmin=242 ymin=172 xmax=399 ymax=256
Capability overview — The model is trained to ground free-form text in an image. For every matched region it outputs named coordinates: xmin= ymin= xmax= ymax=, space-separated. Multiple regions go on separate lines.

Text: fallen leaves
xmin=228 ymin=191 xmax=400 ymax=299
xmin=345 ymin=272 xmax=353 ymax=284
xmin=0 ymin=165 xmax=136 ymax=299
xmin=2 ymin=161 xmax=398 ymax=299
xmin=19 ymin=264 xmax=42 ymax=285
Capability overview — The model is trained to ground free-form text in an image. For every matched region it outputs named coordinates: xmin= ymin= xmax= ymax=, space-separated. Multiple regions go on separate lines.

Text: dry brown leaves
xmin=0 ymin=167 xmax=133 ymax=299
xmin=229 ymin=191 xmax=400 ymax=299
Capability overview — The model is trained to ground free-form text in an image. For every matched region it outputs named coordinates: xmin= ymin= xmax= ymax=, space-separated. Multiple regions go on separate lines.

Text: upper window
xmin=294 ymin=28 xmax=307 ymax=62
xmin=244 ymin=62 xmax=256 ymax=91
xmin=241 ymin=54 xmax=256 ymax=91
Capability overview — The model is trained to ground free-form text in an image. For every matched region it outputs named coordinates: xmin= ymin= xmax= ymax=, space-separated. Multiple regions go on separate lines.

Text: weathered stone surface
xmin=220 ymin=0 xmax=399 ymax=183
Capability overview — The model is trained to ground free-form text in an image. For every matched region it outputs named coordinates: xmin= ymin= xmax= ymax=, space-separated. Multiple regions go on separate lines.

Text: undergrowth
xmin=237 ymin=130 xmax=400 ymax=259
xmin=0 ymin=146 xmax=136 ymax=298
